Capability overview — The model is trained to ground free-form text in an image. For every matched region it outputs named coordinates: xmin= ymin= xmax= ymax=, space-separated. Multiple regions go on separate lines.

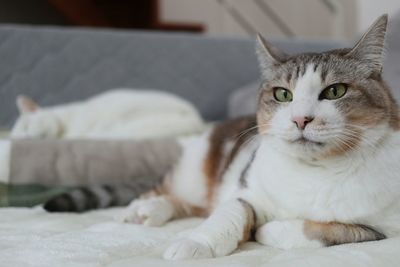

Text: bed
xmin=1 ymin=207 xmax=398 ymax=267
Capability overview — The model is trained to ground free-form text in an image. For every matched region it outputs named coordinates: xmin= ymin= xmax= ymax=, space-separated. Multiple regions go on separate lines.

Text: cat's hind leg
xmin=255 ymin=219 xmax=386 ymax=249
xmin=118 ymin=190 xmax=206 ymax=227
xmin=119 ymin=196 xmax=175 ymax=226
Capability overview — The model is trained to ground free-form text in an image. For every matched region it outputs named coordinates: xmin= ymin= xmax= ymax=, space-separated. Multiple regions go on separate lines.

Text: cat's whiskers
xmin=234 ymin=123 xmax=270 ymax=141
xmin=341 ymin=128 xmax=380 ymax=150
xmin=307 ymin=125 xmax=379 ymax=152
xmin=329 ymin=137 xmax=352 ymax=160
xmin=234 ymin=133 xmax=261 ymax=156
xmin=333 ymin=132 xmax=382 ymax=165
xmin=230 ymin=123 xmax=271 ymax=155
xmin=341 ymin=127 xmax=400 ymax=166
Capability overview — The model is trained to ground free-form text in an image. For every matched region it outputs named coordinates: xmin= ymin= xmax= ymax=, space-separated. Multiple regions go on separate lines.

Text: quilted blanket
xmin=1 ymin=207 xmax=399 ymax=267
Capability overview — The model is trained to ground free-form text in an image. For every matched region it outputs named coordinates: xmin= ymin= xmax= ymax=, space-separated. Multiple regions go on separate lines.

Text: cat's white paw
xmin=163 ymin=239 xmax=213 ymax=260
xmin=255 ymin=220 xmax=323 ymax=249
xmin=117 ymin=197 xmax=174 ymax=227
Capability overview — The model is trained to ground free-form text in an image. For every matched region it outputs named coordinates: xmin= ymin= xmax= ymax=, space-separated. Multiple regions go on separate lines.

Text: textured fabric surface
xmin=10 ymin=139 xmax=181 ymax=186
xmin=0 ymin=25 xmax=347 ymax=127
xmin=0 ymin=207 xmax=399 ymax=267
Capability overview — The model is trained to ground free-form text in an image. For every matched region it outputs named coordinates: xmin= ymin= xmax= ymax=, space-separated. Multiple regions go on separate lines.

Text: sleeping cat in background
xmin=45 ymin=15 xmax=400 ymax=260
xmin=11 ymin=89 xmax=204 ymax=139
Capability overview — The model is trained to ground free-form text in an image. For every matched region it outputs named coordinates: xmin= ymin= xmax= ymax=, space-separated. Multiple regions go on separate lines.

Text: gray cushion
xmin=10 ymin=138 xmax=181 ymax=186
xmin=0 ymin=25 xmax=348 ymax=128
xmin=0 ymin=26 xmax=259 ymax=127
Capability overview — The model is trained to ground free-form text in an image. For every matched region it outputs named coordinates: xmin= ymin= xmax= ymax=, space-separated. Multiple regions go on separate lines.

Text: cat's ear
xmin=256 ymin=34 xmax=287 ymax=76
xmin=346 ymin=14 xmax=388 ymax=73
xmin=16 ymin=95 xmax=39 ymax=114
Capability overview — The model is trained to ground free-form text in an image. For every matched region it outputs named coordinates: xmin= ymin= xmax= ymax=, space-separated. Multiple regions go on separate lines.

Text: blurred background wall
xmin=0 ymin=0 xmax=398 ymax=40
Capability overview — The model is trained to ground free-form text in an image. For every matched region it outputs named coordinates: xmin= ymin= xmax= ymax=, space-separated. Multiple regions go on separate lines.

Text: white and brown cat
xmin=118 ymin=14 xmax=400 ymax=260
xmin=11 ymin=89 xmax=204 ymax=139
xmin=45 ymin=14 xmax=400 ymax=260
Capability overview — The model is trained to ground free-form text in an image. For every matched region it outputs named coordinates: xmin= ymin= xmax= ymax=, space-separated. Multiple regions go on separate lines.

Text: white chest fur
xmin=243 ymin=134 xmax=400 ymax=232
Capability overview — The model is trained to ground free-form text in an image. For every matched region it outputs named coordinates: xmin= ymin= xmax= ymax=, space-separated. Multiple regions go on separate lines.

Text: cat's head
xmin=11 ymin=95 xmax=63 ymax=138
xmin=256 ymin=14 xmax=399 ymax=160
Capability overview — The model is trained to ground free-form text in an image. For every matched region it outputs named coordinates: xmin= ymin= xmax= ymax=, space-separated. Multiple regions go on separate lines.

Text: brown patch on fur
xmin=203 ymin=116 xmax=257 ymax=205
xmin=342 ymin=82 xmax=400 ymax=131
xmin=304 ymin=220 xmax=386 ymax=246
xmin=345 ymin=107 xmax=387 ymax=128
xmin=238 ymin=199 xmax=256 ymax=244
xmin=166 ymin=195 xmax=208 ymax=218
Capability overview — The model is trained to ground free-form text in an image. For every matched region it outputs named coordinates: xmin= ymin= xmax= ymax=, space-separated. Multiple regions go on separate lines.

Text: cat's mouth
xmin=291 ymin=136 xmax=324 ymax=146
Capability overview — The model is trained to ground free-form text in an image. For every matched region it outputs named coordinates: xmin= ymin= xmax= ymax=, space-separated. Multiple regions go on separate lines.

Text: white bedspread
xmin=1 ymin=207 xmax=399 ymax=267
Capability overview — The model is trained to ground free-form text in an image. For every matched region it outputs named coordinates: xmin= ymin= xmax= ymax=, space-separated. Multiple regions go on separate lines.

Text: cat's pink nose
xmin=292 ymin=116 xmax=314 ymax=130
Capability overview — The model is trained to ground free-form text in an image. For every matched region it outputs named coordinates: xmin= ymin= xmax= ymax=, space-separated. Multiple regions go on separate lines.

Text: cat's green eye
xmin=273 ymin=87 xmax=293 ymax=102
xmin=319 ymin=83 xmax=347 ymax=100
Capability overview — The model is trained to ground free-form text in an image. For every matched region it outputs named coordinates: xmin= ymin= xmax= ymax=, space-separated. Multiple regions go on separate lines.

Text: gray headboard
xmin=0 ymin=25 xmax=345 ymax=127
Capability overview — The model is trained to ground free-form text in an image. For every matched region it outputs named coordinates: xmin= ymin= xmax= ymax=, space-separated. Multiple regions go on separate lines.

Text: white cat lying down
xmin=11 ymin=89 xmax=205 ymax=139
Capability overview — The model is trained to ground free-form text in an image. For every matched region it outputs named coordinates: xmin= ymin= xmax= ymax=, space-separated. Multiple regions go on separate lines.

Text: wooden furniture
xmin=47 ymin=0 xmax=204 ymax=32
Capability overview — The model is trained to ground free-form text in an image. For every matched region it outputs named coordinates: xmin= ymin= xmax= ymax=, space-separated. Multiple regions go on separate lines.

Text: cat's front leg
xmin=256 ymin=219 xmax=386 ymax=249
xmin=163 ymin=199 xmax=255 ymax=260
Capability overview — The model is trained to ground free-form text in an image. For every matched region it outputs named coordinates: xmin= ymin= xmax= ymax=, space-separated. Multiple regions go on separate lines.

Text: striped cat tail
xmin=43 ymin=184 xmax=148 ymax=212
